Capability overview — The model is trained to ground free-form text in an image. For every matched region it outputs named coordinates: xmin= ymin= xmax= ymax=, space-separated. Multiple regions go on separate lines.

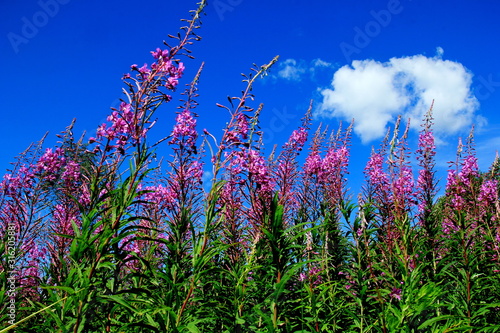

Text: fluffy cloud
xmin=276 ymin=58 xmax=334 ymax=81
xmin=277 ymin=59 xmax=307 ymax=81
xmin=316 ymin=52 xmax=481 ymax=143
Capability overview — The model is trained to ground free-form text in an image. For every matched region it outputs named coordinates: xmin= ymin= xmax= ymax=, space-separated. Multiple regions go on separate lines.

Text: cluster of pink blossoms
xmin=390 ymin=165 xmax=414 ymax=206
xmin=1 ymin=166 xmax=35 ymax=195
xmin=416 ymin=168 xmax=432 ymax=213
xmin=61 ymin=160 xmax=81 ymax=184
xmin=446 ymin=155 xmax=479 ymax=211
xmin=150 ymin=47 xmax=185 ymax=89
xmin=303 ymin=151 xmax=322 ymax=176
xmin=144 ymin=184 xmax=178 ymax=210
xmin=187 ymin=160 xmax=204 ymax=183
xmin=50 ymin=204 xmax=79 ymax=235
xmin=284 ymin=127 xmax=308 ymax=152
xmin=322 ymin=146 xmax=349 ymax=180
xmin=36 ymin=148 xmax=66 ymax=182
xmin=415 ymin=130 xmax=437 ymax=213
xmin=228 ymin=149 xmax=272 ymax=193
xmin=479 ymin=179 xmax=499 ymax=206
xmin=130 ymin=48 xmax=184 ymax=87
xmin=47 ymin=204 xmax=80 ymax=263
xmin=304 ymin=146 xmax=349 ymax=182
xmin=222 ymin=113 xmax=250 ymax=148
xmin=416 ymin=131 xmax=436 ymax=163
xmin=170 ymin=109 xmax=198 ymax=151
xmin=18 ymin=242 xmax=46 ymax=299
xmin=365 ymin=152 xmax=389 ymax=193
xmin=90 ymin=47 xmax=185 ymax=151
xmin=299 ymin=265 xmax=322 ymax=287
xmin=92 ymin=102 xmax=139 ymax=149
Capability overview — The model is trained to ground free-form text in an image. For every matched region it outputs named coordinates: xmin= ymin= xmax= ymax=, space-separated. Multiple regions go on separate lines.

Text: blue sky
xmin=1 ymin=0 xmax=500 ymax=195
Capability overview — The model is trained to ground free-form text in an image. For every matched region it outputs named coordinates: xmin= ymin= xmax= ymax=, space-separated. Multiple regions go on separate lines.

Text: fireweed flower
xmin=220 ymin=179 xmax=244 ymax=218
xmin=144 ymin=184 xmax=178 ymax=210
xmin=444 ymin=154 xmax=481 ymax=234
xmin=236 ymin=113 xmax=249 ymax=140
xmin=415 ymin=128 xmax=437 ymax=217
xmin=187 ymin=160 xmax=204 ymax=183
xmin=247 ymin=149 xmax=272 ymax=193
xmin=390 ymin=165 xmax=414 ymax=209
xmin=284 ymin=127 xmax=308 ymax=152
xmin=90 ymin=48 xmax=184 ymax=153
xmin=61 ymin=160 xmax=81 ymax=184
xmin=274 ymin=124 xmax=309 ymax=220
xmin=138 ymin=63 xmax=151 ymax=78
xmin=478 ymin=179 xmax=499 ymax=206
xmin=221 ymin=114 xmax=250 ymax=147
xmin=1 ymin=166 xmax=35 ymax=195
xmin=170 ymin=109 xmax=198 ymax=152
xmin=79 ymin=185 xmax=92 ymax=206
xmin=51 ymin=204 xmax=79 ymax=235
xmin=322 ymin=146 xmax=349 ymax=184
xmin=227 ymin=149 xmax=272 ymax=192
xmin=36 ymin=148 xmax=65 ymax=182
xmin=218 ymin=178 xmax=246 ymax=265
xmin=416 ymin=169 xmax=433 ymax=214
xmin=151 ymin=47 xmax=169 ymax=61
xmin=460 ymin=155 xmax=479 ymax=187
xmin=304 ymin=151 xmax=323 ymax=177
xmin=299 ymin=265 xmax=322 ymax=287
xmin=365 ymin=152 xmax=389 ymax=195
xmin=389 ymin=287 xmax=402 ymax=301
xmin=223 ymin=147 xmax=273 ymax=233
xmin=227 ymin=151 xmax=245 ymax=176
xmin=446 ymin=154 xmax=479 ymax=211
xmin=18 ymin=242 xmax=46 ymax=300
xmin=118 ymin=234 xmax=142 ymax=270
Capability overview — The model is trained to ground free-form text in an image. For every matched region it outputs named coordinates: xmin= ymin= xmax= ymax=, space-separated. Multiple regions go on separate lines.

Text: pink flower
xmin=138 ymin=63 xmax=151 ymax=77
xmin=144 ymin=184 xmax=177 ymax=210
xmin=478 ymin=179 xmax=498 ymax=205
xmin=390 ymin=165 xmax=414 ymax=205
xmin=236 ymin=114 xmax=249 ymax=140
xmin=321 ymin=146 xmax=349 ymax=183
xmin=170 ymin=109 xmax=198 ymax=150
xmin=187 ymin=161 xmax=204 ymax=183
xmin=61 ymin=160 xmax=81 ymax=184
xmin=36 ymin=148 xmax=65 ymax=182
xmin=284 ymin=127 xmax=307 ymax=151
xmin=304 ymin=151 xmax=322 ymax=177
xmin=365 ymin=152 xmax=389 ymax=192
xmin=389 ymin=287 xmax=402 ymax=301
xmin=151 ymin=48 xmax=169 ymax=60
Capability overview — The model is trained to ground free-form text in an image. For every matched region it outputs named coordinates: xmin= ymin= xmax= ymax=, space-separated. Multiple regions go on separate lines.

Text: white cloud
xmin=277 ymin=59 xmax=307 ymax=81
xmin=202 ymin=170 xmax=212 ymax=183
xmin=276 ymin=58 xmax=335 ymax=81
xmin=316 ymin=51 xmax=481 ymax=144
xmin=436 ymin=46 xmax=444 ymax=58
xmin=312 ymin=58 xmax=334 ymax=68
